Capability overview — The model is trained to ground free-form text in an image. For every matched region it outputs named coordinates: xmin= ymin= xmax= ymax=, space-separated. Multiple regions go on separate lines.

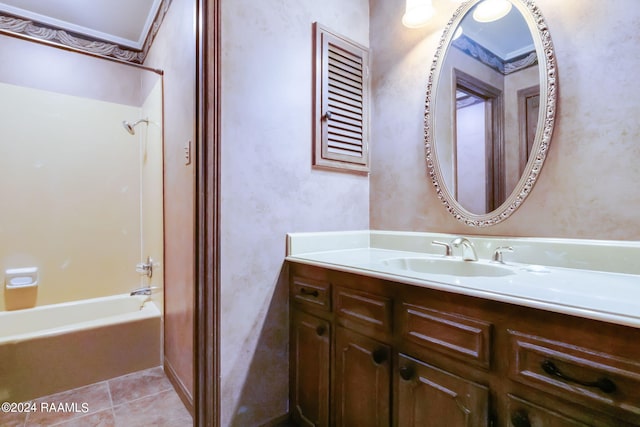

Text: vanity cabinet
xmin=290 ymin=270 xmax=332 ymax=426
xmin=288 ymin=262 xmax=640 ymax=426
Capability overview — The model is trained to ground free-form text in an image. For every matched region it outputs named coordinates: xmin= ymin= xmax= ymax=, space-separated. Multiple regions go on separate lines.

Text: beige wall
xmin=503 ymin=65 xmax=539 ymax=191
xmin=0 ymin=35 xmax=143 ymax=106
xmin=0 ymin=35 xmax=163 ymax=312
xmin=370 ymin=0 xmax=640 ymax=240
xmin=221 ymin=0 xmax=370 ymax=424
xmin=143 ymin=0 xmax=197 ymax=407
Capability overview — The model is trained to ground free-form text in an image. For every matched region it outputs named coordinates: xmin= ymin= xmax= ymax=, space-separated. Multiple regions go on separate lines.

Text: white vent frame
xmin=313 ymin=22 xmax=370 ymax=174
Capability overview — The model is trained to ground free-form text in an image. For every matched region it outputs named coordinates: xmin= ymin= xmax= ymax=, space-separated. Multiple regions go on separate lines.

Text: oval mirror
xmin=425 ymin=0 xmax=557 ymax=227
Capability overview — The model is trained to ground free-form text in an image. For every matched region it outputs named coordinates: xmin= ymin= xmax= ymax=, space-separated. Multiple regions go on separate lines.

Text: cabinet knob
xmin=399 ymin=365 xmax=414 ymax=381
xmin=510 ymin=410 xmax=531 ymax=427
xmin=300 ymin=288 xmax=319 ymax=297
xmin=541 ymin=359 xmax=616 ymax=394
xmin=315 ymin=325 xmax=326 ymax=336
xmin=372 ymin=348 xmax=387 ymax=365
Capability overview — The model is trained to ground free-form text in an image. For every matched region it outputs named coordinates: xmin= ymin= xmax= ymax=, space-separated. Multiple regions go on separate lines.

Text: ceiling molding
xmin=0 ymin=0 xmax=172 ymax=64
xmin=453 ymin=34 xmax=537 ymax=75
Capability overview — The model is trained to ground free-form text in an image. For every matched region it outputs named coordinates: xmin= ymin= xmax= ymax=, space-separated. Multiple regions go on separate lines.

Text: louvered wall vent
xmin=313 ymin=23 xmax=370 ymax=173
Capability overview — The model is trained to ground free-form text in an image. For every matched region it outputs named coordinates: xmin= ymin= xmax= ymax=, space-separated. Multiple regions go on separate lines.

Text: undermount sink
xmin=381 ymin=257 xmax=516 ymax=277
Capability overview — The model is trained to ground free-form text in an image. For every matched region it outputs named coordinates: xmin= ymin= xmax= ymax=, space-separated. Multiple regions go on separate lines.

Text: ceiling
xmin=461 ymin=5 xmax=534 ymax=61
xmin=0 ymin=0 xmax=163 ymax=50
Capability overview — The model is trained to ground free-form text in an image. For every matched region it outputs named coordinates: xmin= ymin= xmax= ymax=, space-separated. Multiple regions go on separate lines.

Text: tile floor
xmin=1 ymin=367 xmax=192 ymax=427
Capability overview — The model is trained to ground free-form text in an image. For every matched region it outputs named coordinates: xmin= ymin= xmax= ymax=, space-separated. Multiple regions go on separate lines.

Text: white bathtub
xmin=0 ymin=294 xmax=161 ymax=402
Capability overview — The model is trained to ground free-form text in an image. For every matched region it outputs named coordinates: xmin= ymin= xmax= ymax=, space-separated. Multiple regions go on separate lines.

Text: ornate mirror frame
xmin=425 ymin=0 xmax=557 ymax=227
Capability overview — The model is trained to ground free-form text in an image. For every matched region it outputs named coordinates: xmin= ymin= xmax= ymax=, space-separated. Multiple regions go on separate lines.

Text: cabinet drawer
xmin=335 ymin=287 xmax=393 ymax=334
xmin=291 ymin=275 xmax=331 ymax=312
xmin=508 ymin=330 xmax=640 ymax=422
xmin=400 ymin=302 xmax=492 ymax=368
xmin=506 ymin=394 xmax=633 ymax=427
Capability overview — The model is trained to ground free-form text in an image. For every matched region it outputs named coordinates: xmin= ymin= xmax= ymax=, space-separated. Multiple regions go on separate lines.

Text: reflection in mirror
xmin=426 ymin=0 xmax=556 ymax=226
xmin=0 ymin=33 xmax=164 ymax=404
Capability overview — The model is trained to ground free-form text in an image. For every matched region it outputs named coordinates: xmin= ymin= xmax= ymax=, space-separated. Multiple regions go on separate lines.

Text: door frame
xmin=453 ymin=68 xmax=505 ymax=212
xmin=195 ymin=0 xmax=221 ymax=425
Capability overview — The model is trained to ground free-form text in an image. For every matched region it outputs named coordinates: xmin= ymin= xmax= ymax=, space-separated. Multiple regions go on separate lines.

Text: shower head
xmin=122 ymin=118 xmax=149 ymax=135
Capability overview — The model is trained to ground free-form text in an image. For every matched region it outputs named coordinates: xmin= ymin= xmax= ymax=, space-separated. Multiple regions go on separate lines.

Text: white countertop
xmin=286 ymin=231 xmax=640 ymax=329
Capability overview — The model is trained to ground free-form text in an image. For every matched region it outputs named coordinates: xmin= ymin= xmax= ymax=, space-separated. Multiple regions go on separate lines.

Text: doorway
xmin=453 ymin=70 xmax=504 ymax=213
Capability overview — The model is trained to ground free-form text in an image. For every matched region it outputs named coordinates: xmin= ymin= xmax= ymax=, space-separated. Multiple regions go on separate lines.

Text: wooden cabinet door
xmin=396 ymin=353 xmax=489 ymax=427
xmin=334 ymin=326 xmax=391 ymax=427
xmin=291 ymin=310 xmax=331 ymax=427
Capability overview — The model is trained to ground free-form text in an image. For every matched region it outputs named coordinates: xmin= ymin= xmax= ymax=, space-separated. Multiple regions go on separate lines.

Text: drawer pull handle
xmin=316 ymin=325 xmax=326 ymax=336
xmin=399 ymin=365 xmax=414 ymax=381
xmin=541 ymin=360 xmax=617 ymax=394
xmin=510 ymin=410 xmax=531 ymax=427
xmin=372 ymin=348 xmax=387 ymax=365
xmin=299 ymin=288 xmax=319 ymax=297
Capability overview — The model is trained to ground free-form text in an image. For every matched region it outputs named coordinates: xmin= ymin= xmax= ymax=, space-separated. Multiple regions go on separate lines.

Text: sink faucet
xmin=451 ymin=237 xmax=478 ymax=261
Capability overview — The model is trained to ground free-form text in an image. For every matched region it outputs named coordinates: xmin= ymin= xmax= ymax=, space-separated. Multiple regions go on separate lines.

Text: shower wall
xmin=0 ymin=34 xmax=163 ymax=311
xmin=141 ymin=79 xmax=165 ymax=313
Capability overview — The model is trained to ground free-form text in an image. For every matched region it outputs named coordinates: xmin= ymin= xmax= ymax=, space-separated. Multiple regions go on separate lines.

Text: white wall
xmin=221 ymin=0 xmax=370 ymax=424
xmin=370 ymin=0 xmax=640 ymax=239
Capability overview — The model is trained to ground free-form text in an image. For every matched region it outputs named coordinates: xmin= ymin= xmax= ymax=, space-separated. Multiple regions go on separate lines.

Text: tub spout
xmin=130 ymin=286 xmax=158 ymax=296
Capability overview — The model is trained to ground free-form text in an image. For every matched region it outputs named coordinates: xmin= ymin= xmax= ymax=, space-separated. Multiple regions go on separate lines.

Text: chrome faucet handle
xmin=492 ymin=246 xmax=514 ymax=264
xmin=431 ymin=240 xmax=452 ymax=256
xmin=136 ymin=256 xmax=153 ymax=278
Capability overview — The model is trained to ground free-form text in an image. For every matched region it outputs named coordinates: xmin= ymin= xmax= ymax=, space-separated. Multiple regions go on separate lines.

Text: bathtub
xmin=0 ymin=294 xmax=161 ymax=403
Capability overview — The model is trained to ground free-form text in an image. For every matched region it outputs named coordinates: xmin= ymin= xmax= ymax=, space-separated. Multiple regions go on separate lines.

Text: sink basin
xmin=381 ymin=257 xmax=515 ymax=277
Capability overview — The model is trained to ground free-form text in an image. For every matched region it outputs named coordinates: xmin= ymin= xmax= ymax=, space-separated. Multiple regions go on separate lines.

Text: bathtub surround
xmin=0 ymin=72 xmax=161 ymax=310
xmin=0 ymin=77 xmax=136 ymax=310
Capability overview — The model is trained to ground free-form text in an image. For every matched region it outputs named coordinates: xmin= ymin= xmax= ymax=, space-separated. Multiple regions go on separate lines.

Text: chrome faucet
xmin=130 ymin=286 xmax=158 ymax=296
xmin=451 ymin=237 xmax=478 ymax=261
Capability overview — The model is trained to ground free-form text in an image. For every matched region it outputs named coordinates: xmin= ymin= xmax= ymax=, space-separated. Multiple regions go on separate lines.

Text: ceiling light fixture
xmin=402 ymin=0 xmax=435 ymax=28
xmin=453 ymin=26 xmax=464 ymax=40
xmin=472 ymin=0 xmax=512 ymax=23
